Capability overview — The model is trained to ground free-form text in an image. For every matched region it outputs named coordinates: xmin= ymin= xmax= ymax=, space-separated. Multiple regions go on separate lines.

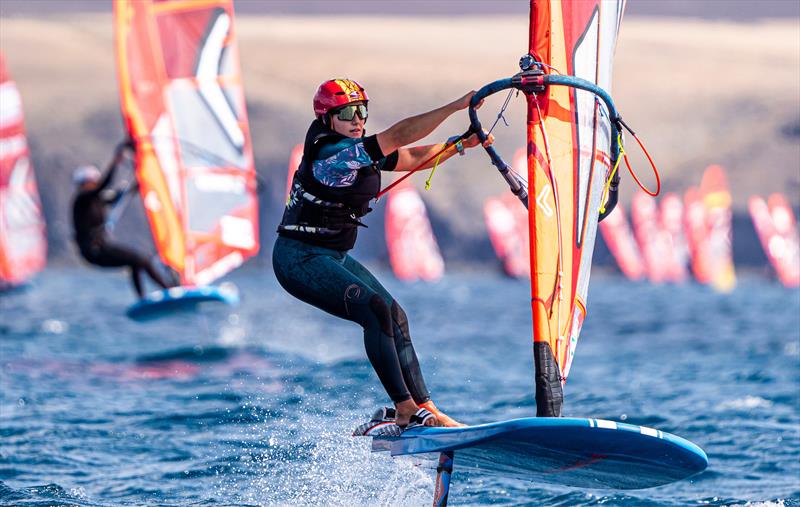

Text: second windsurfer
xmin=72 ymin=141 xmax=176 ymax=299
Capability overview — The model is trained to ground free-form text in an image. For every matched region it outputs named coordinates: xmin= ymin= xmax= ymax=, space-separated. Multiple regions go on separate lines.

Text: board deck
xmin=365 ymin=417 xmax=708 ymax=490
xmin=126 ymin=284 xmax=239 ymax=321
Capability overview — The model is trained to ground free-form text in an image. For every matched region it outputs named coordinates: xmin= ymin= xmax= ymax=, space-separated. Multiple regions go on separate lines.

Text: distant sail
xmin=685 ymin=165 xmax=736 ymax=291
xmin=749 ymin=193 xmax=800 ymax=288
xmin=700 ymin=165 xmax=736 ymax=292
xmin=684 ymin=186 xmax=710 ymax=284
xmin=484 ymin=148 xmax=530 ymax=278
xmin=484 ymin=193 xmax=530 ymax=279
xmin=660 ymin=193 xmax=689 ymax=282
xmin=598 ymin=204 xmax=644 ymax=281
xmin=0 ymin=52 xmax=46 ymax=289
xmin=114 ymin=0 xmax=259 ymax=287
xmin=631 ymin=193 xmax=671 ymax=283
xmin=285 ymin=144 xmax=302 ymax=202
xmin=385 ymin=180 xmax=444 ymax=282
xmin=527 ymin=0 xmax=626 ymax=408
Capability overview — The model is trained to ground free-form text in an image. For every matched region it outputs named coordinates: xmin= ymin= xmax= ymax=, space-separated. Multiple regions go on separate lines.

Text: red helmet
xmin=313 ymin=79 xmax=368 ymax=117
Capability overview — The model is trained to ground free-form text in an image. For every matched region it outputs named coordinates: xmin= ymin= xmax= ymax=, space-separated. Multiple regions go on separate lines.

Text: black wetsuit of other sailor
xmin=71 ymin=143 xmax=173 ymax=298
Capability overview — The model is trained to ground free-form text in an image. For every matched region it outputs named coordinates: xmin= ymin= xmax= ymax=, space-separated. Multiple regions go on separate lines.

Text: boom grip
xmin=468 ymin=78 xmax=529 ymax=208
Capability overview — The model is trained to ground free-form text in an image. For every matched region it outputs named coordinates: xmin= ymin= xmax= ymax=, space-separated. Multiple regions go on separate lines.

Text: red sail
xmin=0 ymin=52 xmax=47 ymax=288
xmin=114 ymin=0 xmax=259 ymax=286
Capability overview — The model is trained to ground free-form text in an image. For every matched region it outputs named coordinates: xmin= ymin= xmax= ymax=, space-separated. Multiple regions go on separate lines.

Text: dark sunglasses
xmin=332 ymin=104 xmax=368 ymax=121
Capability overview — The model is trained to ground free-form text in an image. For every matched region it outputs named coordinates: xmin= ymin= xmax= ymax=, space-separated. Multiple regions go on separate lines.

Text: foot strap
xmin=352 ymin=407 xmax=400 ymax=437
xmin=403 ymin=407 xmax=435 ymax=430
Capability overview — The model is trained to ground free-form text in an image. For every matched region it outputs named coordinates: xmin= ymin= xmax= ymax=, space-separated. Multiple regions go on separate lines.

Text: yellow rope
xmin=599 ymin=133 xmax=626 ymax=214
xmin=424 ymin=142 xmax=455 ymax=190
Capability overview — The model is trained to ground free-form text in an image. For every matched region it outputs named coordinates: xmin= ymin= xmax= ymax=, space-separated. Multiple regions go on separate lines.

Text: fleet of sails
xmin=0 ymin=1 xmax=797 ymax=295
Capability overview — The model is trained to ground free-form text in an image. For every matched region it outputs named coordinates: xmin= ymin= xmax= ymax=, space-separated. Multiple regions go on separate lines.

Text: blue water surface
xmin=1 ymin=267 xmax=798 ymax=506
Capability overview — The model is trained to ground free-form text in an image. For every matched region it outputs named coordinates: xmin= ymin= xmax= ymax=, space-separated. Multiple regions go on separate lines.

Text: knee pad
xmin=369 ymin=295 xmax=393 ymax=336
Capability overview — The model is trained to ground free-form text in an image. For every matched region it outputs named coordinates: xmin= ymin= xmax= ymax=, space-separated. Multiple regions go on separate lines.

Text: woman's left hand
xmin=462 ymin=130 xmax=494 ymax=149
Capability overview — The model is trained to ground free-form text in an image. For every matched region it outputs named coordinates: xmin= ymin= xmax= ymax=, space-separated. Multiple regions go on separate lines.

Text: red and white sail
xmin=385 ymin=180 xmax=444 ymax=282
xmin=0 ymin=52 xmax=47 ymax=288
xmin=598 ymin=203 xmax=644 ymax=280
xmin=631 ymin=193 xmax=671 ymax=283
xmin=484 ymin=148 xmax=530 ymax=278
xmin=114 ymin=0 xmax=259 ymax=287
xmin=660 ymin=192 xmax=689 ymax=282
xmin=749 ymin=193 xmax=800 ymax=288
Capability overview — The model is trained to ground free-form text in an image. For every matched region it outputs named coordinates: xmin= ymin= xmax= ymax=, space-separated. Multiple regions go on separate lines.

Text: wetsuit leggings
xmin=272 ymin=236 xmax=430 ymax=404
xmin=81 ymin=242 xmax=171 ymax=298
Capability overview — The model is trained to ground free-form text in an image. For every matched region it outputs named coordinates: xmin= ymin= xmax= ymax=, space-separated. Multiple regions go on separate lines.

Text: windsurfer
xmin=72 ymin=141 xmax=175 ymax=298
xmin=273 ymin=79 xmax=492 ymax=429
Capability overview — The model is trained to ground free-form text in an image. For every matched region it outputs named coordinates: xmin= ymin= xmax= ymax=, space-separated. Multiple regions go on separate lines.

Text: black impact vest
xmin=277 ymin=120 xmax=397 ymax=251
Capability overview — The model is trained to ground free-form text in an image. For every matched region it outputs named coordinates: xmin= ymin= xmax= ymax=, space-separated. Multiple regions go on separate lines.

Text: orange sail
xmin=684 ymin=166 xmax=736 ymax=291
xmin=527 ymin=0 xmax=626 ymax=413
xmin=114 ymin=0 xmax=259 ymax=286
xmin=0 ymin=52 xmax=46 ymax=288
xmin=285 ymin=144 xmax=302 ymax=202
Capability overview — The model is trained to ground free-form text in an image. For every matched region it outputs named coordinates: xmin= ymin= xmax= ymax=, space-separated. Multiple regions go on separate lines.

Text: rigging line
xmin=375 ymin=130 xmax=471 ymax=199
xmin=617 ymin=119 xmax=661 ymax=197
xmin=487 ymin=89 xmax=515 ymax=135
xmin=599 ymin=133 xmax=624 ymax=215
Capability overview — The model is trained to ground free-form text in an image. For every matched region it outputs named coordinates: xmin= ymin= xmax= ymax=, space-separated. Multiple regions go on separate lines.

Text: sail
xmin=527 ymin=0 xmax=625 ymax=414
xmin=631 ymin=192 xmax=671 ymax=283
xmin=598 ymin=204 xmax=644 ymax=281
xmin=385 ymin=180 xmax=444 ymax=282
xmin=285 ymin=144 xmax=302 ymax=202
xmin=0 ymin=52 xmax=47 ymax=288
xmin=660 ymin=192 xmax=689 ymax=282
xmin=484 ymin=193 xmax=531 ymax=278
xmin=700 ymin=165 xmax=736 ymax=292
xmin=683 ymin=186 xmax=710 ymax=283
xmin=749 ymin=193 xmax=800 ymax=288
xmin=114 ymin=0 xmax=259 ymax=286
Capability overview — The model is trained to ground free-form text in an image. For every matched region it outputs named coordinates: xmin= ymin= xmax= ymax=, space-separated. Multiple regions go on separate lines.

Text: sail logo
xmin=536 ymin=186 xmax=553 ymax=217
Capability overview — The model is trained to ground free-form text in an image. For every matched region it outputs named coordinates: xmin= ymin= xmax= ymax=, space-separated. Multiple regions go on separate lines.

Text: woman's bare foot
xmin=394 ymin=399 xmax=440 ymax=427
xmin=420 ymin=400 xmax=465 ymax=427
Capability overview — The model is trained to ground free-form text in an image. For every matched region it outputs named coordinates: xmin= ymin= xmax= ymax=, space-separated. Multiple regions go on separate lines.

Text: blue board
xmin=367 ymin=417 xmax=708 ymax=489
xmin=126 ymin=284 xmax=239 ymax=321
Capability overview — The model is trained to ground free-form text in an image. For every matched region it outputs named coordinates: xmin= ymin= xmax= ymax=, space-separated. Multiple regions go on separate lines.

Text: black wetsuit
xmin=72 ymin=163 xmax=172 ymax=298
xmin=273 ymin=120 xmax=431 ymax=405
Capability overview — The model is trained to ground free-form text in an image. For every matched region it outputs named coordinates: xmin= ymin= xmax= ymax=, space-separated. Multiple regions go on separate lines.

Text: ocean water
xmin=1 ymin=267 xmax=798 ymax=507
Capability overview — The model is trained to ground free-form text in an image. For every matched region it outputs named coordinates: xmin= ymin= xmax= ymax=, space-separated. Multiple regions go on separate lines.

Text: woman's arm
xmin=393 ymin=131 xmax=494 ymax=172
xmin=376 ymin=91 xmax=476 ymax=156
